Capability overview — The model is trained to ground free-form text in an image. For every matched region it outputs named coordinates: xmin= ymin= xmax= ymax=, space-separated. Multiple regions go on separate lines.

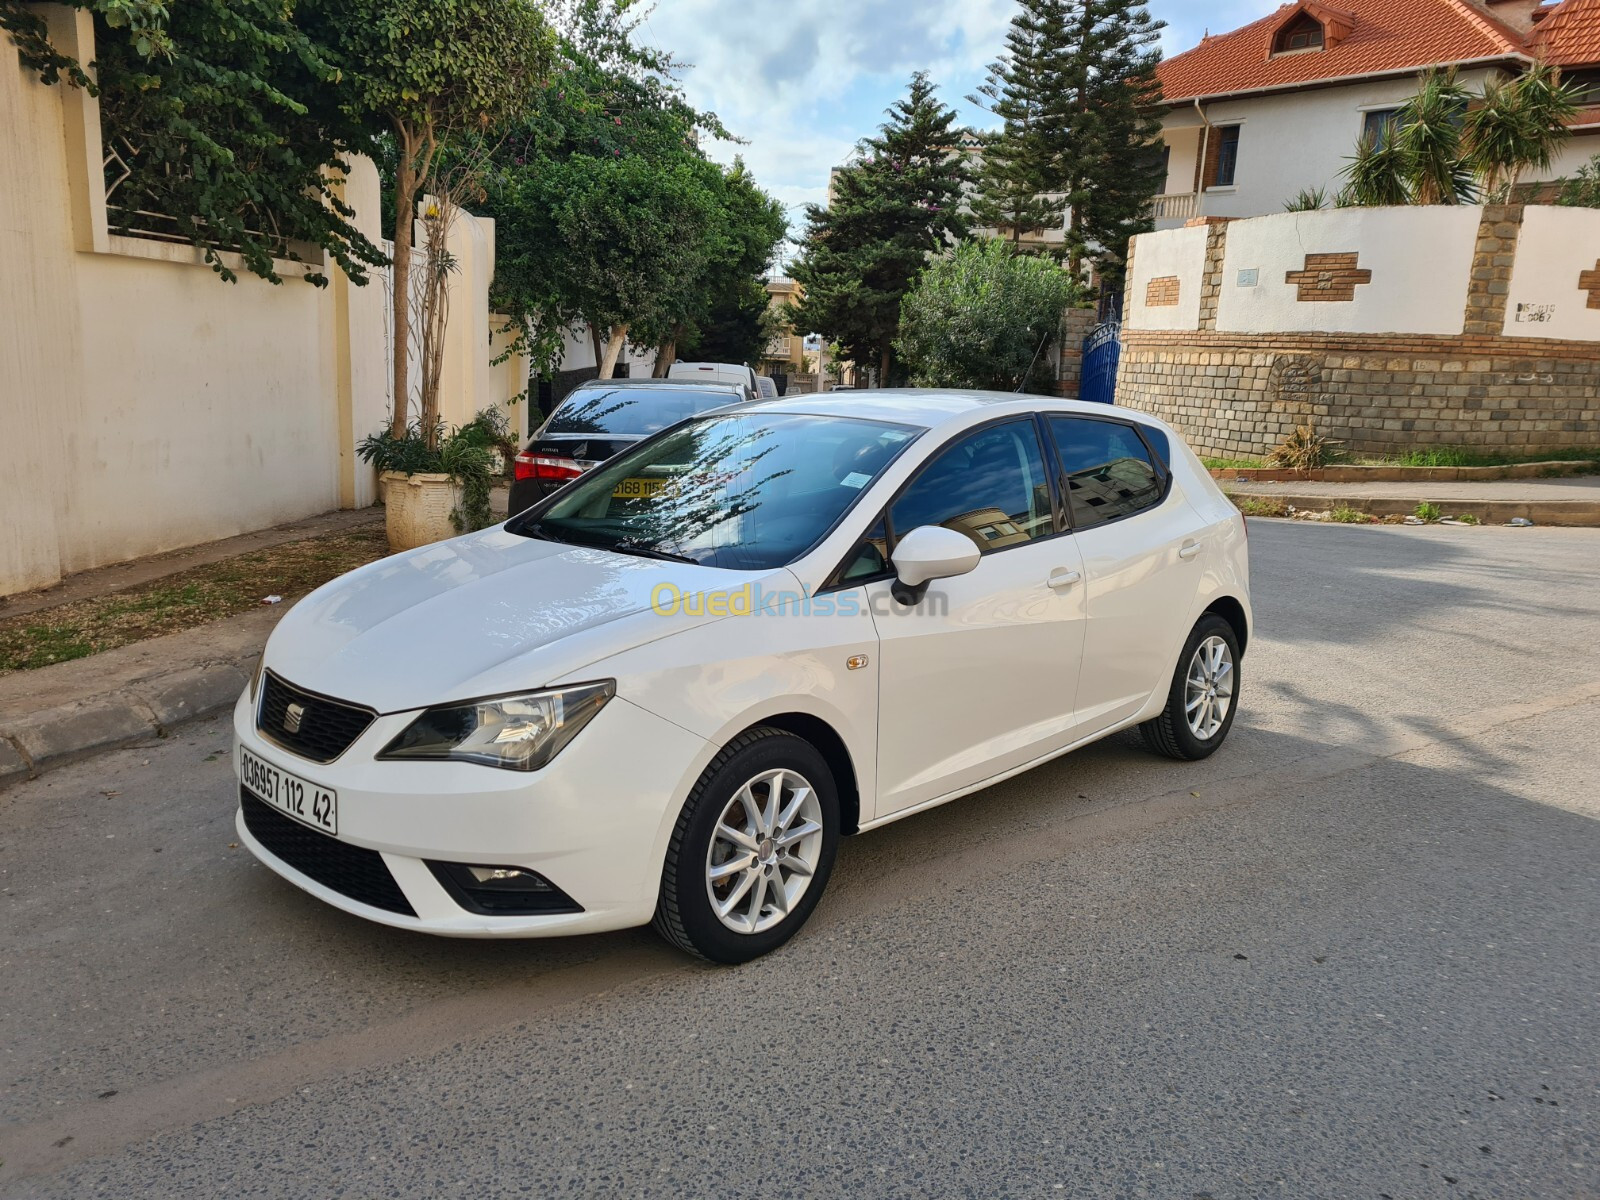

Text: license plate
xmin=612 ymin=477 xmax=666 ymax=499
xmin=240 ymin=746 xmax=338 ymax=835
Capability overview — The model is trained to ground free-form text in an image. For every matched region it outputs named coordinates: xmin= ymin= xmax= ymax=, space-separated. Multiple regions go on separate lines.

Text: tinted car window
xmin=524 ymin=413 xmax=918 ymax=570
xmin=890 ymin=420 xmax=1054 ymax=555
xmin=837 ymin=516 xmax=890 ymax=585
xmin=547 ymin=388 xmax=737 ymax=437
xmin=1048 ymin=417 xmax=1165 ymax=529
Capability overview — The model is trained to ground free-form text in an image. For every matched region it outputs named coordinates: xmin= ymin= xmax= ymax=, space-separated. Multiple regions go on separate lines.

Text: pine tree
xmin=1058 ymin=0 xmax=1166 ymax=284
xmin=967 ymin=1 xmax=1071 ymax=246
xmin=790 ymin=72 xmax=971 ymax=385
xmin=969 ymin=0 xmax=1165 ymax=287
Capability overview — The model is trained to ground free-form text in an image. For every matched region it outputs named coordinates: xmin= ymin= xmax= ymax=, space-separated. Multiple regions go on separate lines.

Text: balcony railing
xmin=767 ymin=335 xmax=793 ymax=358
xmin=1152 ymin=192 xmax=1199 ymax=222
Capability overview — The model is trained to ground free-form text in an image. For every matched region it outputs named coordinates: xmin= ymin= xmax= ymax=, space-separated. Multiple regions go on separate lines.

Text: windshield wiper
xmin=610 ymin=539 xmax=696 ymax=564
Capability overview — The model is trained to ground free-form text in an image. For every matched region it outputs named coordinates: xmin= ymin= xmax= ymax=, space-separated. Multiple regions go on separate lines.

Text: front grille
xmin=257 ymin=671 xmax=375 ymax=763
xmin=240 ymin=789 xmax=415 ymax=916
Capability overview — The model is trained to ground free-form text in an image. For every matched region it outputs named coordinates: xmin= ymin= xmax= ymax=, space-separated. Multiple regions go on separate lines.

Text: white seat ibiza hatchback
xmin=234 ymin=392 xmax=1250 ymax=962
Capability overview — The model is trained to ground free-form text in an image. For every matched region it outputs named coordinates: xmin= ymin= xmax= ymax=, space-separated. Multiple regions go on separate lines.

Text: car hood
xmin=262 ymin=527 xmax=782 ymax=712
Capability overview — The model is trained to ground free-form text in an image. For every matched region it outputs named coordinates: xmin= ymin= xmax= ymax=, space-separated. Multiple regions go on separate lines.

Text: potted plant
xmin=359 ymin=422 xmax=496 ymax=551
xmin=456 ymin=406 xmax=518 ymax=478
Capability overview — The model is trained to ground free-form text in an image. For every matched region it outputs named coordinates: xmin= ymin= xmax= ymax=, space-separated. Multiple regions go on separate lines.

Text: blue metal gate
xmin=1079 ymin=320 xmax=1122 ymax=406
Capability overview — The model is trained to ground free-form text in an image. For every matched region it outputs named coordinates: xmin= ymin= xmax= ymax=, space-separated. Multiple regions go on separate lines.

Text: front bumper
xmin=231 ymin=686 xmax=709 ymax=938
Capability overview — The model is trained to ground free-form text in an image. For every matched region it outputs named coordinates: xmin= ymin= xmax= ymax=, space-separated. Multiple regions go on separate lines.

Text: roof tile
xmin=1530 ymin=0 xmax=1600 ymax=65
xmin=1158 ymin=0 xmax=1533 ymax=102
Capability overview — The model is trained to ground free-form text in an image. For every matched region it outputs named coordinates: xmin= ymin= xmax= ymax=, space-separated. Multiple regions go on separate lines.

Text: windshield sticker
xmin=841 ymin=472 xmax=871 ymax=489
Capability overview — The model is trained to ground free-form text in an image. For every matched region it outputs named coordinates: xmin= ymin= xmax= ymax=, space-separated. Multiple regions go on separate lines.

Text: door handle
xmin=1178 ymin=540 xmax=1202 ymax=561
xmin=1047 ymin=568 xmax=1082 ymax=590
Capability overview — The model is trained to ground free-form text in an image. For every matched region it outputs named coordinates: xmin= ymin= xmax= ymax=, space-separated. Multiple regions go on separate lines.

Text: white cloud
xmin=637 ymin=0 xmax=1282 ymax=248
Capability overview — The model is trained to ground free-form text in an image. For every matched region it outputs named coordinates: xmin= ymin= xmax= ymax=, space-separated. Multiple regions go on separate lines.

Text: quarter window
xmin=1048 ymin=417 xmax=1165 ymax=529
xmin=890 ymin=420 xmax=1055 ymax=556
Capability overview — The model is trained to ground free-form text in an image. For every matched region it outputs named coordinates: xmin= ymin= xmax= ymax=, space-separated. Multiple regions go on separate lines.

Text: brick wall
xmin=1116 ymin=204 xmax=1600 ymax=458
xmin=1118 ymin=330 xmax=1600 ymax=459
xmin=1055 ymin=306 xmax=1099 ymax=397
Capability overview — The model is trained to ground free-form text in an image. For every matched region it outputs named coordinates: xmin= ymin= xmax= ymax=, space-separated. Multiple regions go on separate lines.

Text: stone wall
xmin=1117 ymin=205 xmax=1600 ymax=459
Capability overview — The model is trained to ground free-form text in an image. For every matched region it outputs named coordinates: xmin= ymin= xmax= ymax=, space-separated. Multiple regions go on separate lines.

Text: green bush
xmin=895 ymin=239 xmax=1080 ymax=392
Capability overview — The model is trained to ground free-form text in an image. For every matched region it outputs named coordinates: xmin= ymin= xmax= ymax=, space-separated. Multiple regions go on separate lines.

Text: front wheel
xmin=654 ymin=728 xmax=839 ymax=963
xmin=1140 ymin=614 xmax=1241 ymax=761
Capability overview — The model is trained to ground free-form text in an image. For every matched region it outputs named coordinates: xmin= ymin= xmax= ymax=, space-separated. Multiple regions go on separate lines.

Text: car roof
xmin=568 ymin=378 xmax=742 ymax=391
xmin=739 ymin=388 xmax=1162 ymax=432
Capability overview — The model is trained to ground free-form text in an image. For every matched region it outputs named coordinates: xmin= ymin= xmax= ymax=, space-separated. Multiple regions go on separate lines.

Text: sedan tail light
xmin=514 ymin=452 xmax=584 ymax=482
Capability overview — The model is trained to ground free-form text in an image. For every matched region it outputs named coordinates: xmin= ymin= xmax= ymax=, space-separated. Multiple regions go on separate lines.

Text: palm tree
xmin=1464 ymin=64 xmax=1581 ymax=200
xmin=1397 ymin=69 xmax=1476 ymax=204
xmin=1339 ymin=133 xmax=1412 ymax=207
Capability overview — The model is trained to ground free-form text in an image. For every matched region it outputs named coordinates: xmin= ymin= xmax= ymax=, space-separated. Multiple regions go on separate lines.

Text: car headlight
xmin=377 ymin=681 xmax=615 ymax=772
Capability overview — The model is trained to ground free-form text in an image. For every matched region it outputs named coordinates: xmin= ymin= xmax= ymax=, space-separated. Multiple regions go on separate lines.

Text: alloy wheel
xmin=1185 ymin=634 xmax=1235 ymax=741
xmin=704 ymin=768 xmax=824 ymax=934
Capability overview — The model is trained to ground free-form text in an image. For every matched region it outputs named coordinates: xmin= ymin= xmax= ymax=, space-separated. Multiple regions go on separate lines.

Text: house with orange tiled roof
xmin=1151 ymin=0 xmax=1600 ymax=228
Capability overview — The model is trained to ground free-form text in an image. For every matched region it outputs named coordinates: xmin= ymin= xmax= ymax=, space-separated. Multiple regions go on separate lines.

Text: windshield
xmin=545 ymin=388 xmax=740 ymax=438
xmin=516 ymin=412 xmax=920 ymax=569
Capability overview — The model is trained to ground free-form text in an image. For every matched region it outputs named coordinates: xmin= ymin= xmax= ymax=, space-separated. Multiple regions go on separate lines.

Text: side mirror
xmin=890 ymin=525 xmax=981 ymax=606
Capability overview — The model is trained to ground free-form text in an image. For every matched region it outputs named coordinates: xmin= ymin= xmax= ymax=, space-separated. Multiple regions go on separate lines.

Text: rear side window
xmin=547 ymin=389 xmax=735 ymax=437
xmin=1047 ymin=417 xmax=1165 ymax=529
xmin=890 ymin=420 xmax=1054 ymax=555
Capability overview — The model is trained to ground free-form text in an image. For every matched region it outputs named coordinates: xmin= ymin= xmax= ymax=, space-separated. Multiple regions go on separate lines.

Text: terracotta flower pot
xmin=380 ymin=471 xmax=459 ymax=551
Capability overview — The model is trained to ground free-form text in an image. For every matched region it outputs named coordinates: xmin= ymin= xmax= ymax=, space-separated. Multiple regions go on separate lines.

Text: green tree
xmin=480 ymin=0 xmax=738 ymax=378
xmin=310 ymin=0 xmax=554 ymax=440
xmin=968 ymin=0 xmax=1164 ymax=285
xmin=791 ymin=72 xmax=971 ymax=384
xmin=664 ymin=159 xmax=788 ymax=371
xmin=1058 ymin=0 xmax=1166 ymax=284
xmin=2 ymin=0 xmax=387 ymax=287
xmin=1465 ymin=64 xmax=1580 ymax=199
xmin=967 ymin=2 xmax=1069 ymax=246
xmin=1340 ymin=67 xmax=1579 ymax=206
xmin=896 ymin=239 xmax=1079 ymax=391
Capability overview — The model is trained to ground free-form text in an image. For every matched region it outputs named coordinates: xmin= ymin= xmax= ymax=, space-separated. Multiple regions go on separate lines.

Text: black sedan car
xmin=509 ymin=380 xmax=746 ymax=516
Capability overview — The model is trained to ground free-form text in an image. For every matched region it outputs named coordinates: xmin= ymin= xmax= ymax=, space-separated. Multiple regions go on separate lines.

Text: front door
xmin=864 ymin=418 xmax=1088 ymax=819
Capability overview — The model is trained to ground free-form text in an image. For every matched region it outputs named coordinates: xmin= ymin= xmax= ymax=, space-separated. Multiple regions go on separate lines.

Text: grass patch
xmin=0 ymin=527 xmax=390 ymax=673
xmin=1202 ymin=456 xmax=1266 ymax=472
xmin=1377 ymin=446 xmax=1600 ymax=469
xmin=1231 ymin=495 xmax=1290 ymax=518
xmin=1414 ymin=501 xmax=1444 ymax=524
xmin=1329 ymin=506 xmax=1371 ymax=524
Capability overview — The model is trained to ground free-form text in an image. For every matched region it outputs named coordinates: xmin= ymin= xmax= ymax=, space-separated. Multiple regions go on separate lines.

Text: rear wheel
xmin=654 ymin=728 xmax=839 ymax=964
xmin=1140 ymin=614 xmax=1241 ymax=761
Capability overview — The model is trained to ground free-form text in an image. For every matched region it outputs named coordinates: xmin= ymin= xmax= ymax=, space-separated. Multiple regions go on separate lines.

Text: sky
xmin=638 ymin=0 xmax=1283 ymax=260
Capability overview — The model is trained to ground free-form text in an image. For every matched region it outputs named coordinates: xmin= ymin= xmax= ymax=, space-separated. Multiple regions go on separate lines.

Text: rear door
xmin=1045 ymin=415 xmax=1207 ymax=735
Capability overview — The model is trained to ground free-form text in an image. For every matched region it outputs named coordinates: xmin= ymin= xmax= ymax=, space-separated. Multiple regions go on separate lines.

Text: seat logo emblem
xmin=283 ymin=702 xmax=306 ymax=734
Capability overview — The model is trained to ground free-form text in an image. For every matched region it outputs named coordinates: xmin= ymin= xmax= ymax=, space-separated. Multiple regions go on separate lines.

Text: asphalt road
xmin=2 ymin=520 xmax=1597 ymax=1199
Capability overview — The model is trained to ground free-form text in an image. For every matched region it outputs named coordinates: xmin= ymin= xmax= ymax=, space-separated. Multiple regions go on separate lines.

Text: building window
xmin=1273 ymin=12 xmax=1325 ymax=54
xmin=1211 ymin=125 xmax=1241 ymax=188
xmin=1362 ymin=108 xmax=1402 ymax=149
xmin=1565 ymin=69 xmax=1600 ymax=105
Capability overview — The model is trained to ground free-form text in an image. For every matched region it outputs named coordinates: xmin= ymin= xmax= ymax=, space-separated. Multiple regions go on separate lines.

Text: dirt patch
xmin=0 ymin=527 xmax=390 ymax=673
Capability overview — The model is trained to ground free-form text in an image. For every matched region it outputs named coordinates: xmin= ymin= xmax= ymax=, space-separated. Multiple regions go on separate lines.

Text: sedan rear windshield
xmin=545 ymin=388 xmax=740 ymax=438
xmin=515 ymin=413 xmax=920 ymax=570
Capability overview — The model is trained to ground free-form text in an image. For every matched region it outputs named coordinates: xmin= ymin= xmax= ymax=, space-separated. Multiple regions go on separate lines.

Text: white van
xmin=667 ymin=361 xmax=759 ymax=399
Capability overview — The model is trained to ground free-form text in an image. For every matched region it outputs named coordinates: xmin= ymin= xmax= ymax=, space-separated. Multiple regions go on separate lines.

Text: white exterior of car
xmin=234 ymin=391 xmax=1251 ymax=939
xmin=667 ymin=361 xmax=759 ymax=398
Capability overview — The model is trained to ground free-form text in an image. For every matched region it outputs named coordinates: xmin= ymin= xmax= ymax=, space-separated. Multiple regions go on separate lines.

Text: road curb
xmin=0 ymin=660 xmax=252 ymax=789
xmin=1229 ymin=493 xmax=1600 ymax=527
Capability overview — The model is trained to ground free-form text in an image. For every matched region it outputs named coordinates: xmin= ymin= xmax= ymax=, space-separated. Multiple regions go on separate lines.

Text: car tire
xmin=1140 ymin=614 xmax=1241 ymax=762
xmin=653 ymin=727 xmax=839 ymax=964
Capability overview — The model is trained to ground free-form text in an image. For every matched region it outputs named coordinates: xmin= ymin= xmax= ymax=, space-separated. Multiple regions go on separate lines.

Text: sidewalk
xmin=1223 ymin=474 xmax=1600 ymax=526
xmin=0 ymin=490 xmax=518 ymax=790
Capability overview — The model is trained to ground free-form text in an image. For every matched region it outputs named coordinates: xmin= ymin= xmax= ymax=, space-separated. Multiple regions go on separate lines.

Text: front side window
xmin=519 ymin=413 xmax=918 ymax=570
xmin=889 ymin=420 xmax=1054 ymax=556
xmin=1048 ymin=417 xmax=1165 ymax=530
